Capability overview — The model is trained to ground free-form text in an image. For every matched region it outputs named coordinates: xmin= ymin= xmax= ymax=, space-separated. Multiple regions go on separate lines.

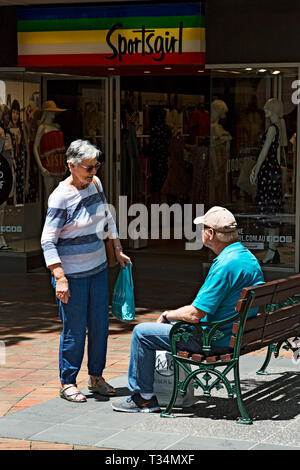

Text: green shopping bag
xmin=111 ymin=262 xmax=135 ymax=322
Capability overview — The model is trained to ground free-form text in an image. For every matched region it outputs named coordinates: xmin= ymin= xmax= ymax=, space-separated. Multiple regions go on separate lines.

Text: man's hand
xmin=157 ymin=311 xmax=170 ymax=323
xmin=157 ymin=305 xmax=207 ymax=324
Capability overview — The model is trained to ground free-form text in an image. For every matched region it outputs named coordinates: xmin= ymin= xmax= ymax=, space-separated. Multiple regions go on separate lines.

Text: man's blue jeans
xmin=127 ymin=322 xmax=231 ymax=394
xmin=55 ymin=269 xmax=109 ymax=385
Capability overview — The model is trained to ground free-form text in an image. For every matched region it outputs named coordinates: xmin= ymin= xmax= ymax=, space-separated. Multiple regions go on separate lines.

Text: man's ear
xmin=208 ymin=228 xmax=215 ymax=240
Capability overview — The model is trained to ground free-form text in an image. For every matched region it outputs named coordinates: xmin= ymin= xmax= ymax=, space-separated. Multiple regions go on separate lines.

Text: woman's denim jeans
xmin=54 ymin=269 xmax=109 ymax=385
xmin=127 ymin=322 xmax=231 ymax=394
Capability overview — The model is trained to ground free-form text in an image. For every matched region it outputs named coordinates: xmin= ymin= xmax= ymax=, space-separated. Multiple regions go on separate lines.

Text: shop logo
xmin=106 ymin=22 xmax=183 ymax=62
xmin=155 ymin=352 xmax=174 ymax=376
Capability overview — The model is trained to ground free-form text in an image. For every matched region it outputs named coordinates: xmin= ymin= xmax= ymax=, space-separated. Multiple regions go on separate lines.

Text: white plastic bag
xmin=153 ymin=350 xmax=197 ymax=407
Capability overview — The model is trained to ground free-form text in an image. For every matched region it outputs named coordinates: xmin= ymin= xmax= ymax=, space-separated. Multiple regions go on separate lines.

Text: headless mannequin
xmin=210 ymin=100 xmax=232 ymax=203
xmin=0 ymin=106 xmax=14 ymax=250
xmin=33 ymin=110 xmax=66 ymax=213
xmin=250 ymin=98 xmax=285 ymax=264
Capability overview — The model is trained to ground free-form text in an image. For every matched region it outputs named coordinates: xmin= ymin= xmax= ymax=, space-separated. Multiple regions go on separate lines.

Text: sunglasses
xmin=80 ymin=162 xmax=101 ymax=173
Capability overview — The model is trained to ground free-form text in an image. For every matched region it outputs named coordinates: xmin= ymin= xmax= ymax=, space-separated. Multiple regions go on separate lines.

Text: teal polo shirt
xmin=192 ymin=242 xmax=265 ymax=348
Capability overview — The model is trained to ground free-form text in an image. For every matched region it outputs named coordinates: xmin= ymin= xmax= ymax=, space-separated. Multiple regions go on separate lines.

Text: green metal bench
xmin=160 ymin=274 xmax=300 ymax=424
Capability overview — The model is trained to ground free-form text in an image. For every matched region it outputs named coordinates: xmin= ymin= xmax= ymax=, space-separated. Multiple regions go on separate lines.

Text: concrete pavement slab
xmin=0 ymin=356 xmax=299 ymax=450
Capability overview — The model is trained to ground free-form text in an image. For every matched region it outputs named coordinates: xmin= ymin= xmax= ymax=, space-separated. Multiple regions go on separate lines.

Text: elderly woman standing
xmin=41 ymin=139 xmax=131 ymax=402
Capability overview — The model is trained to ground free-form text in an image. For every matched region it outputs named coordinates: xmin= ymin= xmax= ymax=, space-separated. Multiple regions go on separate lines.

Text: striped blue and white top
xmin=41 ymin=176 xmax=118 ymax=278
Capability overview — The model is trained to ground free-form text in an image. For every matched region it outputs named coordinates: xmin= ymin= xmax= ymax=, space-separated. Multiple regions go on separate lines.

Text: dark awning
xmin=206 ymin=0 xmax=300 ymax=65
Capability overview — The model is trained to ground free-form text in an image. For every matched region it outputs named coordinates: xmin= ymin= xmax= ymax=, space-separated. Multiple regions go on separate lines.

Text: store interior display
xmin=23 ymin=101 xmax=42 ymax=204
xmin=120 ymin=85 xmax=211 ymax=213
xmin=0 ymin=76 xmax=42 ymax=254
xmin=250 ymin=98 xmax=287 ymax=265
xmin=209 ymin=99 xmax=232 ymax=204
xmin=33 ymin=100 xmax=67 ymax=214
xmin=211 ymin=70 xmax=297 ymax=269
xmin=0 ymin=71 xmax=297 ymax=271
xmin=0 ymin=104 xmax=15 ymax=249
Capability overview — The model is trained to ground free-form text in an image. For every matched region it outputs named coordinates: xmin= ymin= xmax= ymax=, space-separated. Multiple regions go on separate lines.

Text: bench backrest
xmin=230 ymin=274 xmax=300 ymax=354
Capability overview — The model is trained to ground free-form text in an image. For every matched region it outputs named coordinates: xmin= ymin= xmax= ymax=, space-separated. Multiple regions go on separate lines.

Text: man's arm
xmin=157 ymin=305 xmax=207 ymax=324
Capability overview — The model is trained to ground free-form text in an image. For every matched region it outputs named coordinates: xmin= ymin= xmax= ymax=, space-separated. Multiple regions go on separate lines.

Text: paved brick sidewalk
xmin=0 ymin=272 xmax=162 ymax=450
xmin=0 ymin=272 xmax=294 ymax=450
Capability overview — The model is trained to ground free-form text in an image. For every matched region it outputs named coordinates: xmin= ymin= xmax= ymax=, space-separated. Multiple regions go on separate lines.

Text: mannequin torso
xmin=210 ymin=100 xmax=231 ymax=203
xmin=33 ymin=112 xmax=62 ymax=176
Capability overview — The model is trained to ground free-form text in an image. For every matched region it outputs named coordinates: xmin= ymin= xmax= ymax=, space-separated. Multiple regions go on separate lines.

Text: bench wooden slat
xmin=244 ymin=317 xmax=299 ymax=344
xmin=177 ymin=351 xmax=189 ymax=358
xmin=231 ymin=315 xmax=300 ymax=349
xmin=264 ymin=303 xmax=300 ymax=321
xmin=272 ymin=287 xmax=300 ymax=303
xmin=249 ymin=289 xmax=300 ymax=308
xmin=191 ymin=354 xmax=204 ymax=362
xmin=242 ymin=326 xmax=300 ymax=355
xmin=177 ymin=352 xmax=232 ymax=363
xmin=234 ymin=300 xmax=300 ymax=329
xmin=250 ymin=293 xmax=279 ymax=308
xmin=246 ymin=325 xmax=300 ymax=349
xmin=241 ymin=274 xmax=300 ymax=298
xmin=232 ymin=314 xmax=266 ymax=335
xmin=240 ymin=275 xmax=300 ymax=308
xmin=235 ymin=299 xmax=248 ymax=312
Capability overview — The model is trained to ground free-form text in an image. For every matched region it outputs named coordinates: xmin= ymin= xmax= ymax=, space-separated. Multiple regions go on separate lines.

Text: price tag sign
xmin=0 ymin=153 xmax=13 ymax=205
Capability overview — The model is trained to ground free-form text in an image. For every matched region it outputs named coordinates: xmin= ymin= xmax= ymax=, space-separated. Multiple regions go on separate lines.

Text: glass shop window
xmin=210 ymin=68 xmax=297 ymax=269
xmin=0 ymin=72 xmax=41 ymax=254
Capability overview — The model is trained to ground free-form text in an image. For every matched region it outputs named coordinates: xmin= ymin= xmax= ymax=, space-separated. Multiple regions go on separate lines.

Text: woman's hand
xmin=250 ymin=165 xmax=258 ymax=185
xmin=55 ymin=277 xmax=70 ymax=304
xmin=115 ymin=249 xmax=131 ymax=269
xmin=40 ymin=166 xmax=51 ymax=176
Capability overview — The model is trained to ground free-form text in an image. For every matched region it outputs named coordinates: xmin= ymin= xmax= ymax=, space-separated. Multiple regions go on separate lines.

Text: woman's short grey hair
xmin=66 ymin=139 xmax=101 ymax=166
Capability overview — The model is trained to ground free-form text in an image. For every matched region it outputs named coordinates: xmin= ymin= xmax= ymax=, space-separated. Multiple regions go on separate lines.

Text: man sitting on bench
xmin=112 ymin=206 xmax=265 ymax=413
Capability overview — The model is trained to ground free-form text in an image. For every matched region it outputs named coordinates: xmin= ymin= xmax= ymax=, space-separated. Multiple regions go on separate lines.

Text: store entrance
xmin=120 ymin=75 xmax=210 ymax=255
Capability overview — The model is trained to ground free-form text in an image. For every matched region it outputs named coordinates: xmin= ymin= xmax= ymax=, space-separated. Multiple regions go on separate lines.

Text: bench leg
xmin=234 ymin=362 xmax=253 ymax=424
xmin=256 ymin=344 xmax=274 ymax=375
xmin=160 ymin=359 xmax=180 ymax=418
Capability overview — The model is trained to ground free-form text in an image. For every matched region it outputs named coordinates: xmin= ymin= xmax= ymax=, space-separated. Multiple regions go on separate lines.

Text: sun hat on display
xmin=41 ymin=100 xmax=67 ymax=112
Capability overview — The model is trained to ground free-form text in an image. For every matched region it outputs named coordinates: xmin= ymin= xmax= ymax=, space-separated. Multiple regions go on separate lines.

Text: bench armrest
xmin=169 ymin=310 xmax=243 ymax=355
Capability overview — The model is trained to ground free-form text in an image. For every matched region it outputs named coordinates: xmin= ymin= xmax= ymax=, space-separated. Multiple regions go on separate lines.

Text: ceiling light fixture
xmin=272 ymin=70 xmax=281 ymax=75
xmin=107 ymin=67 xmax=115 ymax=71
xmin=245 ymin=67 xmax=253 ymax=71
xmin=164 ymin=67 xmax=172 ymax=70
xmin=144 ymin=70 xmax=151 ymax=74
xmin=258 ymin=69 xmax=267 ymax=72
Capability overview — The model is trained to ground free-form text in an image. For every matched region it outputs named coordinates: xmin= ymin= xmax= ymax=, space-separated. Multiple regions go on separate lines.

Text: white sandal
xmin=59 ymin=384 xmax=87 ymax=402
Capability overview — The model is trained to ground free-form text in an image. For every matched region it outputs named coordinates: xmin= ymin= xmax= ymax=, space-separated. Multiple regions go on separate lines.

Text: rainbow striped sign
xmin=17 ymin=3 xmax=205 ymax=67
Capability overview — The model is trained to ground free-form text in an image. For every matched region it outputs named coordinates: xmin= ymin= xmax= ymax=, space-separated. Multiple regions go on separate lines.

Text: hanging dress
xmin=255 ymin=123 xmax=282 ymax=228
xmin=149 ymin=121 xmax=171 ymax=193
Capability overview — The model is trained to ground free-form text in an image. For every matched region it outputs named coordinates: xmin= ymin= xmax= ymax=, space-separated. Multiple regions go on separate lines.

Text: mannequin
xmin=33 ymin=101 xmax=67 ymax=213
xmin=23 ymin=102 xmax=42 ymax=203
xmin=9 ymin=99 xmax=25 ymax=205
xmin=250 ymin=98 xmax=285 ymax=264
xmin=210 ymin=99 xmax=232 ymax=203
xmin=166 ymin=105 xmax=179 ymax=136
xmin=0 ymin=105 xmax=15 ymax=250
